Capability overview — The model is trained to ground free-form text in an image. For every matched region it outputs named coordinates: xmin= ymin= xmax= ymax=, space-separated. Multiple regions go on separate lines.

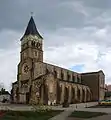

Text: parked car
xmin=99 ymin=100 xmax=111 ymax=105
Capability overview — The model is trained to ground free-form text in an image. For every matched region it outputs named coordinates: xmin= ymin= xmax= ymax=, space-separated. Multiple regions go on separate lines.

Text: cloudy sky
xmin=0 ymin=0 xmax=111 ymax=91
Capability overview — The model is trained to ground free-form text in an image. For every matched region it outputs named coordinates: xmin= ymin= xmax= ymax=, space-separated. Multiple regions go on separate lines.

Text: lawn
xmin=69 ymin=111 xmax=107 ymax=119
xmin=0 ymin=110 xmax=63 ymax=120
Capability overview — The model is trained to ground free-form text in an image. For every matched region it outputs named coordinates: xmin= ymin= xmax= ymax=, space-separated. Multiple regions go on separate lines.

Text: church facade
xmin=12 ymin=16 xmax=105 ymax=105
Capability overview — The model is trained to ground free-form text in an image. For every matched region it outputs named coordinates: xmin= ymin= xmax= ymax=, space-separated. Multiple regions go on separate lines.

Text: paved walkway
xmin=1 ymin=102 xmax=111 ymax=120
xmin=49 ymin=102 xmax=111 ymax=120
xmin=49 ymin=102 xmax=98 ymax=120
xmin=49 ymin=109 xmax=73 ymax=120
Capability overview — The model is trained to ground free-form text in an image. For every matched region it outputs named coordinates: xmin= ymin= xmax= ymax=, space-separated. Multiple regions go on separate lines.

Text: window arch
xmin=31 ymin=41 xmax=36 ymax=47
xmin=67 ymin=73 xmax=70 ymax=81
xmin=61 ymin=71 xmax=64 ymax=80
xmin=54 ymin=70 xmax=57 ymax=78
xmin=73 ymin=75 xmax=75 ymax=82
xmin=46 ymin=68 xmax=49 ymax=74
xmin=77 ymin=75 xmax=81 ymax=83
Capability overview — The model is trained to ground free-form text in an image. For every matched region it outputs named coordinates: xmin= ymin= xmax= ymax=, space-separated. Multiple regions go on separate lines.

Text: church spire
xmin=21 ymin=16 xmax=43 ymax=40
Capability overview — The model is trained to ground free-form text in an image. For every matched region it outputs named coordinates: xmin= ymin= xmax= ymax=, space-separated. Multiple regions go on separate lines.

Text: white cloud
xmin=0 ymin=49 xmax=19 ymax=91
xmin=44 ymin=41 xmax=99 ymax=71
xmin=0 ymin=30 xmax=20 ymax=91
xmin=44 ymin=27 xmax=111 ymax=84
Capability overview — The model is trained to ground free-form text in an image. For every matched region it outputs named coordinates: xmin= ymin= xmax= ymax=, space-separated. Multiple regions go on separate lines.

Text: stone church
xmin=12 ymin=16 xmax=105 ymax=105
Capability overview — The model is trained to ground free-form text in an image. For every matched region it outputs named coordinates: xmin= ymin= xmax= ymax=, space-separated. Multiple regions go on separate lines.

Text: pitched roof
xmin=81 ymin=70 xmax=104 ymax=75
xmin=22 ymin=16 xmax=43 ymax=39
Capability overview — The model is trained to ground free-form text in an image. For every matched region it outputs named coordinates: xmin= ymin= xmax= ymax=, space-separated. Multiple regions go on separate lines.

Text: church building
xmin=12 ymin=16 xmax=105 ymax=105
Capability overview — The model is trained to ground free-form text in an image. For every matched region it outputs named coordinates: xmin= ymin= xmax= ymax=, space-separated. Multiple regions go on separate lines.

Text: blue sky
xmin=70 ymin=64 xmax=84 ymax=73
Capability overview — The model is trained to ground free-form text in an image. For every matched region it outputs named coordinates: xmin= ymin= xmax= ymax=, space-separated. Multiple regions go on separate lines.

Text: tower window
xmin=31 ymin=41 xmax=36 ymax=47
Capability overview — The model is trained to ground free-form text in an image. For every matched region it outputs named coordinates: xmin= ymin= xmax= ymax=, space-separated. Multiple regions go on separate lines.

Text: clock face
xmin=22 ymin=63 xmax=29 ymax=74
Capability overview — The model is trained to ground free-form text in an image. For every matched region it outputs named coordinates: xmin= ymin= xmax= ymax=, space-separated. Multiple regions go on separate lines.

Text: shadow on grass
xmin=1 ymin=110 xmax=64 ymax=120
xmin=69 ymin=111 xmax=107 ymax=118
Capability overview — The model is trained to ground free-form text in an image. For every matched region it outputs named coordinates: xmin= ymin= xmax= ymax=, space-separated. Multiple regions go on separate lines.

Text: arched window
xmin=54 ymin=70 xmax=57 ymax=78
xmin=77 ymin=75 xmax=81 ymax=83
xmin=31 ymin=41 xmax=36 ymax=47
xmin=67 ymin=73 xmax=70 ymax=81
xmin=73 ymin=76 xmax=75 ymax=82
xmin=61 ymin=71 xmax=64 ymax=80
xmin=46 ymin=68 xmax=49 ymax=74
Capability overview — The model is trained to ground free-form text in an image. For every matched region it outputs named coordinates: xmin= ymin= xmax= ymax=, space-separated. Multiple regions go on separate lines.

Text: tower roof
xmin=22 ymin=16 xmax=43 ymax=40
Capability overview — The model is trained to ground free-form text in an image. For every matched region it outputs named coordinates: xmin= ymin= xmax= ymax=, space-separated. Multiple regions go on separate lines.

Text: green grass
xmin=69 ymin=111 xmax=107 ymax=118
xmin=1 ymin=110 xmax=64 ymax=120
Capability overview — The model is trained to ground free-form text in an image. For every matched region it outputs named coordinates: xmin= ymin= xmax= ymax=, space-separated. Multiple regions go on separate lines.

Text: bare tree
xmin=0 ymin=82 xmax=4 ymax=90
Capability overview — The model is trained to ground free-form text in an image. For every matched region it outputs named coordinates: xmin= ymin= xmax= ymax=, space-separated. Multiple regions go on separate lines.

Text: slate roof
xmin=21 ymin=16 xmax=43 ymax=40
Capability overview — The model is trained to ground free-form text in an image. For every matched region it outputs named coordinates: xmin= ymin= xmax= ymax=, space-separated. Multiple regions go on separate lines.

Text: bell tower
xmin=20 ymin=16 xmax=43 ymax=62
xmin=17 ymin=16 xmax=43 ymax=103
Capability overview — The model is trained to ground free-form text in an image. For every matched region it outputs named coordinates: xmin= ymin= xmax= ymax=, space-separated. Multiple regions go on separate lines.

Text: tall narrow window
xmin=73 ymin=76 xmax=75 ymax=82
xmin=61 ymin=71 xmax=64 ymax=80
xmin=77 ymin=75 xmax=81 ymax=83
xmin=67 ymin=73 xmax=70 ymax=81
xmin=54 ymin=70 xmax=57 ymax=78
xmin=46 ymin=68 xmax=49 ymax=74
xmin=31 ymin=41 xmax=36 ymax=47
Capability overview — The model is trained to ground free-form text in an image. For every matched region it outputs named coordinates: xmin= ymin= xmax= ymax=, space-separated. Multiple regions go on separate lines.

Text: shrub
xmin=30 ymin=99 xmax=52 ymax=112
